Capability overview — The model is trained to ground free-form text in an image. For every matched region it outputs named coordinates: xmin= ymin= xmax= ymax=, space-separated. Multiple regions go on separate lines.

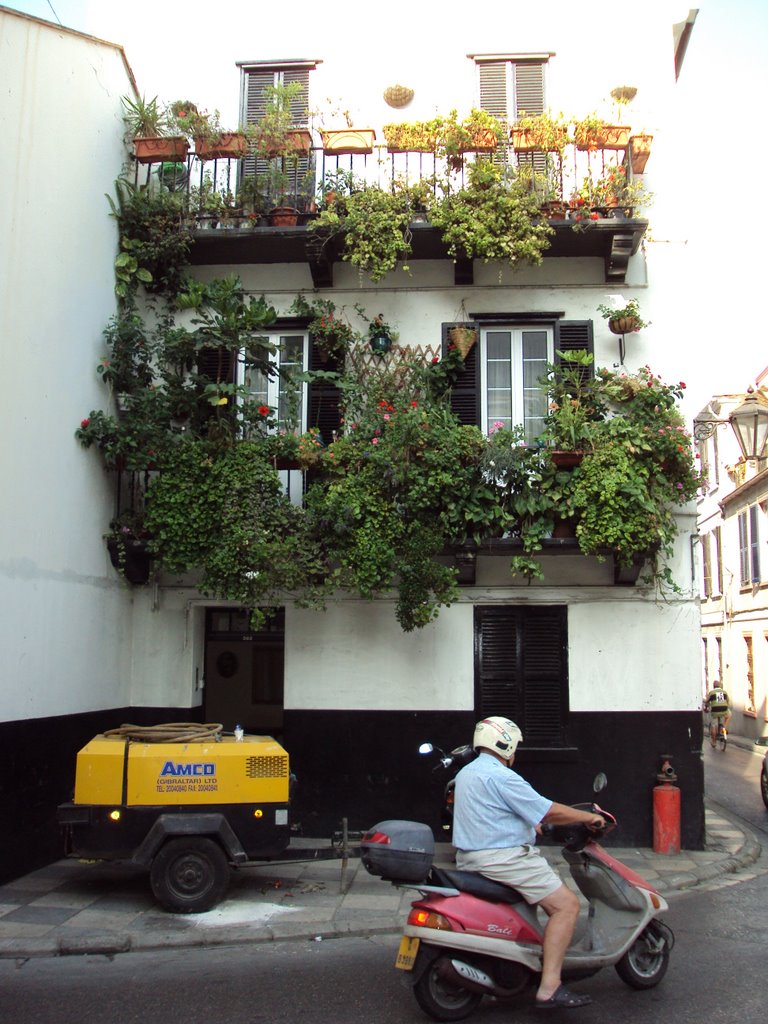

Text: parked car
xmin=762 ymin=751 xmax=768 ymax=809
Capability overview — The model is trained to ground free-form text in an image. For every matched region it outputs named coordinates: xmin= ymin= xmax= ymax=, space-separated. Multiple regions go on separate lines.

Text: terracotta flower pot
xmin=194 ymin=132 xmax=249 ymax=161
xmin=268 ymin=206 xmax=300 ymax=227
xmin=133 ymin=136 xmax=189 ymax=164
xmin=574 ymin=124 xmax=631 ymax=151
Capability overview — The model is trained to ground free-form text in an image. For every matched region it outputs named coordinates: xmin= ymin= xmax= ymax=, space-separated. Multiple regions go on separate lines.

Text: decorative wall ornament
xmin=383 ymin=84 xmax=414 ymax=108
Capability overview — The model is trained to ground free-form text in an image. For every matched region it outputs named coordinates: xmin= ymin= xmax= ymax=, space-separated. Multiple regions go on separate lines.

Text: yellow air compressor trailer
xmin=57 ymin=724 xmax=355 ymax=913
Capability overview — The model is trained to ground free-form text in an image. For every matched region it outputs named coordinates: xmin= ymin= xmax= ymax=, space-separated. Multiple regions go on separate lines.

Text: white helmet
xmin=473 ymin=717 xmax=522 ymax=757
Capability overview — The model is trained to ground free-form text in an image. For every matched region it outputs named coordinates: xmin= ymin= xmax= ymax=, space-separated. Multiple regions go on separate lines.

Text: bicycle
xmin=709 ymin=717 xmax=728 ymax=751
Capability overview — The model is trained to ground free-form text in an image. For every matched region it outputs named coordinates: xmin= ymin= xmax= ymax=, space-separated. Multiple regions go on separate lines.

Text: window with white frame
xmin=480 ymin=325 xmax=552 ymax=442
xmin=241 ymin=331 xmax=308 ymax=433
xmin=738 ymin=505 xmax=761 ymax=586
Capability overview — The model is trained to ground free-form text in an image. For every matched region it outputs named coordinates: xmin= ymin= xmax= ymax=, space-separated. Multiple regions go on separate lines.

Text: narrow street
xmin=1 ymin=739 xmax=765 ymax=1024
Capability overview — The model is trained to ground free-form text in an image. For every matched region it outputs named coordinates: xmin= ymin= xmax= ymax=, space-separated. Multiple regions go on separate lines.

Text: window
xmin=242 ymin=330 xmax=307 ymax=433
xmin=237 ymin=60 xmax=317 ymax=205
xmin=474 ymin=605 xmax=568 ymax=748
xmin=714 ymin=526 xmax=723 ymax=594
xmin=444 ymin=319 xmax=594 ymax=440
xmin=738 ymin=505 xmax=761 ymax=585
xmin=482 ymin=326 xmax=551 ymax=441
xmin=474 ymin=54 xmax=549 ymax=123
xmin=701 ymin=532 xmax=712 ymax=598
xmin=745 ymin=635 xmax=755 ymax=714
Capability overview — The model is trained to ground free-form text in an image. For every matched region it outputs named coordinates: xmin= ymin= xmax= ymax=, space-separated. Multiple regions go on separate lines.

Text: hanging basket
xmin=448 ymin=325 xmax=477 ymax=359
xmin=608 ymin=316 xmax=642 ymax=335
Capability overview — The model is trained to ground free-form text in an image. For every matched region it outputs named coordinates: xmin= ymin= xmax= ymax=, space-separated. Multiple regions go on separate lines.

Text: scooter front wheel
xmin=413 ymin=956 xmax=483 ymax=1022
xmin=615 ymin=921 xmax=671 ymax=989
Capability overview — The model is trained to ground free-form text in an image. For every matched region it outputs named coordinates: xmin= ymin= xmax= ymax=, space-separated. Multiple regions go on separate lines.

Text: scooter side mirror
xmin=593 ymin=772 xmax=608 ymax=793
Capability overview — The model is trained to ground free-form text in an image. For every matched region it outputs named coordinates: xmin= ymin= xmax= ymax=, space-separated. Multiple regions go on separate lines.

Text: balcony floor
xmin=187 ymin=217 xmax=648 ymax=286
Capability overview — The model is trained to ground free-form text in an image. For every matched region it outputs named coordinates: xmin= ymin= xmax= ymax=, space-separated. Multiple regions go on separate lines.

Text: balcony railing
xmin=131 ymin=138 xmax=649 ymax=284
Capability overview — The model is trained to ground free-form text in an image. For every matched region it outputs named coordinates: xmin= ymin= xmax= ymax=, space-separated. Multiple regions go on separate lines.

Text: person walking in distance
xmin=452 ymin=716 xmax=605 ymax=1010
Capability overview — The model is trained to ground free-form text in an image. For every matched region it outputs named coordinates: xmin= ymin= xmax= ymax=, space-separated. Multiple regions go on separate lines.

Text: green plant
xmin=428 ymin=161 xmax=553 ymax=268
xmin=144 ymin=440 xmax=325 ymax=626
xmin=311 ymin=185 xmax=413 ymax=282
xmin=512 ymin=110 xmax=569 ymax=153
xmin=580 ymin=165 xmax=652 ymax=213
xmin=438 ymin=109 xmax=505 ymax=170
xmin=542 ymin=349 xmax=604 ymax=451
xmin=97 ymin=311 xmax=155 ymax=394
xmin=250 ymin=81 xmax=307 ymax=159
xmin=289 ymin=295 xmax=358 ymax=360
xmin=597 ymin=298 xmax=649 ymax=329
xmin=121 ymin=94 xmax=168 ymax=139
xmin=383 ymin=118 xmax=442 ymax=153
xmin=305 ymin=393 xmax=504 ymax=630
xmin=107 ymin=179 xmax=191 ymax=300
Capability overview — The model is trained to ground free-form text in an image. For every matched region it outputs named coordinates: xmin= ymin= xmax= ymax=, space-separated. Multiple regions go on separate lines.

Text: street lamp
xmin=694 ymin=387 xmax=768 ymax=462
xmin=729 ymin=388 xmax=768 ymax=461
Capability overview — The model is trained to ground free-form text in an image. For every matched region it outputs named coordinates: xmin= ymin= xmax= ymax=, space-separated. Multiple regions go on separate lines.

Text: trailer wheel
xmin=150 ymin=837 xmax=230 ymax=913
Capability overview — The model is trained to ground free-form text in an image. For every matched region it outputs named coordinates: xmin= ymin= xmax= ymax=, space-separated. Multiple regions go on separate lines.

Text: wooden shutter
xmin=241 ymin=66 xmax=313 ymax=207
xmin=479 ymin=59 xmax=546 ymax=168
xmin=475 ymin=606 xmax=568 ymax=748
xmin=307 ymin=369 xmax=341 ymax=446
xmin=555 ymin=320 xmax=594 ymax=390
xmin=442 ymin=322 xmax=480 ymax=426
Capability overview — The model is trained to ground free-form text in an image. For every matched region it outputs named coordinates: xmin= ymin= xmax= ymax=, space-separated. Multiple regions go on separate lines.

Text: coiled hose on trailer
xmin=103 ymin=722 xmax=224 ymax=743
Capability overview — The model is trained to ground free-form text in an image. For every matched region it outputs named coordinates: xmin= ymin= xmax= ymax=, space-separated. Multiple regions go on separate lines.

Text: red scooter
xmin=362 ymin=806 xmax=673 ymax=1021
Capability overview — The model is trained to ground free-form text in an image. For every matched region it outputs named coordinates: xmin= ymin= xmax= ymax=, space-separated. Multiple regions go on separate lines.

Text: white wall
xmin=0 ymin=10 xmax=136 ymax=721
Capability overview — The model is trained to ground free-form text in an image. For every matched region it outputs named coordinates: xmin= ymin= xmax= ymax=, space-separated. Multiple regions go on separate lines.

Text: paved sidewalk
xmin=0 ymin=804 xmax=760 ymax=960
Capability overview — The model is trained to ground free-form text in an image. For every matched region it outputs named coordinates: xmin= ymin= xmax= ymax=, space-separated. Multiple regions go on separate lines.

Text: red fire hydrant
xmin=653 ymin=755 xmax=680 ymax=854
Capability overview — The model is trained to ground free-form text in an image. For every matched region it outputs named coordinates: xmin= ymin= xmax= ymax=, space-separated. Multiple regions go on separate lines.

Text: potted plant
xmin=428 ymin=161 xmax=553 ymax=267
xmin=169 ymin=101 xmax=249 ymax=160
xmin=383 ymin=118 xmax=441 ymax=153
xmin=541 ymin=349 xmax=604 ymax=461
xmin=510 ymin=111 xmax=568 ymax=154
xmin=438 ymin=108 xmax=504 ymax=170
xmin=310 ymin=183 xmax=413 ymax=282
xmin=365 ymin=313 xmax=396 ymax=355
xmin=106 ymin=511 xmax=153 ymax=585
xmin=596 ymin=298 xmax=649 ymax=334
xmin=573 ymin=112 xmax=631 ymax=151
xmin=289 ymin=295 xmax=358 ymax=362
xmin=251 ymin=81 xmax=313 ymax=159
xmin=319 ymin=109 xmax=376 ymax=154
xmin=121 ymin=94 xmax=189 ymax=164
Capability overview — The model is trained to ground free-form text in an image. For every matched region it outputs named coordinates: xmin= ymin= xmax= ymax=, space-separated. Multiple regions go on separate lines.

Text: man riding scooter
xmin=452 ymin=716 xmax=605 ymax=1010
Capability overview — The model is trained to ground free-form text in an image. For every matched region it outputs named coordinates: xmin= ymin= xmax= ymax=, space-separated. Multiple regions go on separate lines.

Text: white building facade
xmin=0 ymin=5 xmax=707 ymax=882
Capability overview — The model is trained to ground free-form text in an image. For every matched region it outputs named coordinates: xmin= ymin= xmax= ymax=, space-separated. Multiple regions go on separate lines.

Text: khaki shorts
xmin=455 ymin=845 xmax=563 ymax=905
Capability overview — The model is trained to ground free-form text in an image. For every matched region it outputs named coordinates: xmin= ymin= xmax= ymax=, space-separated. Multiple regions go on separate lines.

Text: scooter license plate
xmin=395 ymin=936 xmax=420 ymax=970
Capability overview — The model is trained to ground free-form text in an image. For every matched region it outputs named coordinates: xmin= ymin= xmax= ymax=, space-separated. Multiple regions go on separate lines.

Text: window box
xmin=320 ymin=129 xmax=376 ymax=154
xmin=133 ymin=136 xmax=189 ymax=164
xmin=629 ymin=134 xmax=653 ymax=173
xmin=194 ymin=132 xmax=249 ymax=161
xmin=574 ymin=123 xmax=630 ymax=151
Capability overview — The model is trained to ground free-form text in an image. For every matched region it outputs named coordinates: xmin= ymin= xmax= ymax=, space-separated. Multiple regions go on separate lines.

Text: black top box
xmin=361 ymin=819 xmax=435 ymax=882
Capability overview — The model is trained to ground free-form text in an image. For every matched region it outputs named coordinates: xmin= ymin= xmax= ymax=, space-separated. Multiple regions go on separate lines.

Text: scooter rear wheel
xmin=413 ymin=957 xmax=483 ymax=1022
xmin=615 ymin=922 xmax=670 ymax=989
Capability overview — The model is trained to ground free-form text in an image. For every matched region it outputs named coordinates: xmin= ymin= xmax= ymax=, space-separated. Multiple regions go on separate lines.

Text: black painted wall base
xmin=284 ymin=709 xmax=705 ymax=850
xmin=0 ymin=707 xmax=199 ymax=884
xmin=0 ymin=706 xmax=704 ymax=884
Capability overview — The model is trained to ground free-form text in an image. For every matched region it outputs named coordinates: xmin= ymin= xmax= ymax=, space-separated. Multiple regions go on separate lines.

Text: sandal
xmin=535 ymin=985 xmax=592 ymax=1010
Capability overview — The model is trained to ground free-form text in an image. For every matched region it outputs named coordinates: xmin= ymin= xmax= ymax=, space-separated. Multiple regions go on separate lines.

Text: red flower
xmin=258 ymin=405 xmax=270 ymax=417
xmin=411 ymin=401 xmax=418 ymax=408
xmin=80 ymin=418 xmax=90 ymax=429
xmin=589 ymin=212 xmax=600 ymax=220
xmin=379 ymin=400 xmax=388 ymax=408
xmin=431 ymin=357 xmax=440 ymax=364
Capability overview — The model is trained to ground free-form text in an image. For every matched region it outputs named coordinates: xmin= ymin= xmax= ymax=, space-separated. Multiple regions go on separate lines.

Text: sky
xmin=3 ymin=0 xmax=768 ymax=408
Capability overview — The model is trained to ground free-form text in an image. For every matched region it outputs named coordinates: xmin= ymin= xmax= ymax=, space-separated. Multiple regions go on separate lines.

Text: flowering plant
xmin=596 ymin=298 xmax=649 ymax=330
xmin=289 ymin=295 xmax=358 ymax=360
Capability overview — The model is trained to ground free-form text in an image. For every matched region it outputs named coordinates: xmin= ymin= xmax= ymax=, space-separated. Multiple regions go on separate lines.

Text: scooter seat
xmin=430 ymin=866 xmax=526 ymax=905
